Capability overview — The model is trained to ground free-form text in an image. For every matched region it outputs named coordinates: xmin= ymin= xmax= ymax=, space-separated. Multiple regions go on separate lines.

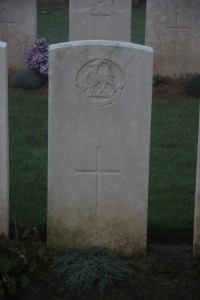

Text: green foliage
xmin=185 ymin=74 xmax=200 ymax=97
xmin=11 ymin=70 xmax=44 ymax=89
xmin=153 ymin=74 xmax=169 ymax=87
xmin=51 ymin=246 xmax=135 ymax=296
xmin=0 ymin=223 xmax=47 ymax=299
xmin=0 ymin=236 xmax=30 ymax=298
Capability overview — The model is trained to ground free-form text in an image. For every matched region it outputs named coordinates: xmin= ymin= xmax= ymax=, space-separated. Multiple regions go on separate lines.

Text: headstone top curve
xmin=49 ymin=40 xmax=153 ymax=53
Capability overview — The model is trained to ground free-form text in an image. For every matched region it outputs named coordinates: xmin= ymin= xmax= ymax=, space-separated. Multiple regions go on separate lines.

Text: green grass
xmin=148 ymin=99 xmax=199 ymax=231
xmin=131 ymin=8 xmax=146 ymax=44
xmin=9 ymin=5 xmax=200 ymax=235
xmin=9 ymin=93 xmax=48 ymax=227
xmin=38 ymin=4 xmax=69 ymax=43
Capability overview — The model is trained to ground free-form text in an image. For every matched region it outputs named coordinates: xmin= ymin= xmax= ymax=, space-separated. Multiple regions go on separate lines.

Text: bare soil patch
xmin=7 ymin=241 xmax=200 ymax=300
xmin=153 ymin=77 xmax=192 ymax=99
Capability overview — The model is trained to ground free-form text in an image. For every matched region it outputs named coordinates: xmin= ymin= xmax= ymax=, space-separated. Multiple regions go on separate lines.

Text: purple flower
xmin=25 ymin=38 xmax=49 ymax=75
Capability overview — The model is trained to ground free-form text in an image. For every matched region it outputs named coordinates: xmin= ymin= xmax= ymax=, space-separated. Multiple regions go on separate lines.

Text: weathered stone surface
xmin=145 ymin=0 xmax=200 ymax=76
xmin=194 ymin=114 xmax=200 ymax=258
xmin=39 ymin=0 xmax=65 ymax=3
xmin=47 ymin=40 xmax=153 ymax=255
xmin=0 ymin=0 xmax=37 ymax=70
xmin=0 ymin=41 xmax=9 ymax=238
xmin=69 ymin=0 xmax=132 ymax=42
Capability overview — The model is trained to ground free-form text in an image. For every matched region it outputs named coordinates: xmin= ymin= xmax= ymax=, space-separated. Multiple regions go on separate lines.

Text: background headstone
xmin=0 ymin=41 xmax=9 ymax=238
xmin=194 ymin=114 xmax=200 ymax=258
xmin=48 ymin=40 xmax=153 ymax=255
xmin=39 ymin=0 xmax=65 ymax=3
xmin=69 ymin=0 xmax=132 ymax=42
xmin=0 ymin=0 xmax=37 ymax=70
xmin=145 ymin=0 xmax=200 ymax=76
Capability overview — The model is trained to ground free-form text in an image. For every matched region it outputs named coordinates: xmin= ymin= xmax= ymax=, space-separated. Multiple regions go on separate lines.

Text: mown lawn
xmin=149 ymin=98 xmax=199 ymax=233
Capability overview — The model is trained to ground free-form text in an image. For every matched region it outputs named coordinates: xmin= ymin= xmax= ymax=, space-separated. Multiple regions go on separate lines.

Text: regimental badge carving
xmin=89 ymin=0 xmax=113 ymax=16
xmin=76 ymin=59 xmax=125 ymax=107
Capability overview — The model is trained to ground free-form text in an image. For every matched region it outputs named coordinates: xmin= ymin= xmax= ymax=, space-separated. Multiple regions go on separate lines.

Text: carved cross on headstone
xmin=76 ymin=146 xmax=120 ymax=216
xmin=166 ymin=13 xmax=190 ymax=52
xmin=0 ymin=7 xmax=16 ymax=41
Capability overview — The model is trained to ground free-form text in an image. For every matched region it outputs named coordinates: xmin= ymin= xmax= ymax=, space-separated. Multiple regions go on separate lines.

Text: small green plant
xmin=0 ymin=219 xmax=47 ymax=299
xmin=0 ymin=235 xmax=30 ymax=299
xmin=185 ymin=74 xmax=200 ymax=97
xmin=11 ymin=70 xmax=44 ymax=89
xmin=51 ymin=246 xmax=135 ymax=296
xmin=153 ymin=74 xmax=168 ymax=87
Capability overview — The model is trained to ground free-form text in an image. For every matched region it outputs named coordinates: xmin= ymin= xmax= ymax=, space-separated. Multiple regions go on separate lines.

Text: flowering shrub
xmin=25 ymin=38 xmax=49 ymax=76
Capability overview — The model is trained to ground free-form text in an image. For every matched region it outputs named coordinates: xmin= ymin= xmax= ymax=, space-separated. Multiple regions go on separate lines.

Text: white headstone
xmin=48 ymin=40 xmax=153 ymax=255
xmin=0 ymin=0 xmax=37 ymax=70
xmin=0 ymin=41 xmax=9 ymax=238
xmin=145 ymin=0 xmax=200 ymax=76
xmin=69 ymin=0 xmax=132 ymax=42
xmin=194 ymin=114 xmax=200 ymax=258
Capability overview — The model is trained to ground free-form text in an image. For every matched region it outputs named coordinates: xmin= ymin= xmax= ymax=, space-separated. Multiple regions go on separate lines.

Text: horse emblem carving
xmin=76 ymin=59 xmax=125 ymax=107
